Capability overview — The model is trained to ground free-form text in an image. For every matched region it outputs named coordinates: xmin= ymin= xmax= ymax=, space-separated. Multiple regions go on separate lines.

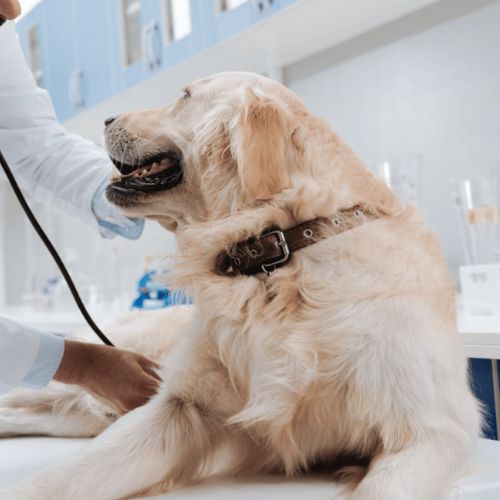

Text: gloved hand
xmin=91 ymin=178 xmax=145 ymax=240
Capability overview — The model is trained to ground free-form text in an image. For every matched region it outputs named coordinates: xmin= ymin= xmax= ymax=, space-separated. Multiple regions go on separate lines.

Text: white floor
xmin=0 ymin=437 xmax=499 ymax=499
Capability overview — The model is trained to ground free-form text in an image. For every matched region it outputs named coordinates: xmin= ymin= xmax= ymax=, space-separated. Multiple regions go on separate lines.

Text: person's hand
xmin=0 ymin=0 xmax=21 ymax=20
xmin=54 ymin=340 xmax=162 ymax=414
xmin=91 ymin=178 xmax=145 ymax=240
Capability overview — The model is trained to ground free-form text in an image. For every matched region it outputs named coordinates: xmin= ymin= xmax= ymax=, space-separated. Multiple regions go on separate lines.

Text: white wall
xmin=285 ymin=0 xmax=500 ymax=275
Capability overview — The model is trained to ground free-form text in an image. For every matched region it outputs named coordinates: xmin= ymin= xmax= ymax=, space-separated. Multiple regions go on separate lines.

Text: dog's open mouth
xmin=108 ymin=153 xmax=183 ymax=194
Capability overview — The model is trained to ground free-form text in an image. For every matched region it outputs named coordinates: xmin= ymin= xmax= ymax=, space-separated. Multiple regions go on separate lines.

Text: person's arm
xmin=0 ymin=318 xmax=161 ymax=413
xmin=0 ymin=19 xmax=143 ymax=239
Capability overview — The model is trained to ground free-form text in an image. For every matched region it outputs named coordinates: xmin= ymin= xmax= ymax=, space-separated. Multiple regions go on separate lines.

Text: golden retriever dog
xmin=0 ymin=72 xmax=481 ymax=500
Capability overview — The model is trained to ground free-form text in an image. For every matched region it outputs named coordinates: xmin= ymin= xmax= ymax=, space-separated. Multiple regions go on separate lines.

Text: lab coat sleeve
xmin=0 ymin=317 xmax=65 ymax=396
xmin=0 ymin=21 xmax=111 ymax=229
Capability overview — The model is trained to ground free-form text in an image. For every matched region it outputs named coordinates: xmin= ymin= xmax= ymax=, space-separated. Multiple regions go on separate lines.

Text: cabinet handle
xmin=141 ymin=21 xmax=161 ymax=70
xmin=141 ymin=24 xmax=150 ymax=67
xmin=68 ymin=69 xmax=84 ymax=108
xmin=149 ymin=22 xmax=161 ymax=68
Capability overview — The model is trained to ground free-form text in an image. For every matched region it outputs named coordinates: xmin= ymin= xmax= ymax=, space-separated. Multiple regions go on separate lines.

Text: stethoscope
xmin=0 ymin=148 xmax=114 ymax=346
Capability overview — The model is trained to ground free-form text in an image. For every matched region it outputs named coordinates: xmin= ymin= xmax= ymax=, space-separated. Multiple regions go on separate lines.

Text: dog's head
xmin=104 ymin=72 xmax=316 ymax=231
xmin=105 ymin=72 xmax=400 ymax=234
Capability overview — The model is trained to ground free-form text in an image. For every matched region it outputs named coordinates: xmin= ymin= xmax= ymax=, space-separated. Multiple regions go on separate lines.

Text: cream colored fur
xmin=0 ymin=72 xmax=481 ymax=500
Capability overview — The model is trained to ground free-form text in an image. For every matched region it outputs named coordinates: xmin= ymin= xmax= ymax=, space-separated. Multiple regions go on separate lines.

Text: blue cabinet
xmin=160 ymin=0 xmax=203 ymax=70
xmin=202 ymin=0 xmax=265 ymax=48
xmin=70 ymin=0 xmax=115 ymax=112
xmin=16 ymin=0 xmax=115 ymax=121
xmin=15 ymin=0 xmax=297 ymax=122
xmin=201 ymin=0 xmax=296 ymax=50
xmin=43 ymin=0 xmax=75 ymax=121
xmin=15 ymin=2 xmax=53 ymax=104
xmin=138 ymin=1 xmax=203 ymax=75
xmin=107 ymin=0 xmax=145 ymax=94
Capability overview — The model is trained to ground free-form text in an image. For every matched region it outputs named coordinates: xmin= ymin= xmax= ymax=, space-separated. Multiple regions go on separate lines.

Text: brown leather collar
xmin=215 ymin=206 xmax=376 ymax=276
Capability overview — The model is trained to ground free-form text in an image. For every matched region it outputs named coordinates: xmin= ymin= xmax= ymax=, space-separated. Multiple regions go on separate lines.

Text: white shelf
xmin=459 ymin=315 xmax=500 ymax=360
xmin=64 ymin=0 xmax=438 ymax=142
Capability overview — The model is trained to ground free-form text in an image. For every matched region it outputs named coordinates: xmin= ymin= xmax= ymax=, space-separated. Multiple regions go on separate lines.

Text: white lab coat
xmin=0 ymin=21 xmax=113 ymax=394
xmin=0 ymin=21 xmax=111 ymax=226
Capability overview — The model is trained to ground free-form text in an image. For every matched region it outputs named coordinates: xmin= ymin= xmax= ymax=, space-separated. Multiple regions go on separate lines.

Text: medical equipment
xmin=0 ymin=148 xmax=114 ymax=346
xmin=131 ymin=270 xmax=190 ymax=310
xmin=452 ymin=175 xmax=500 ymax=316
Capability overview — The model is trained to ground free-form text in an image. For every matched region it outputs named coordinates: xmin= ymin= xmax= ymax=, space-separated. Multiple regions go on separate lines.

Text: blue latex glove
xmin=91 ymin=179 xmax=145 ymax=240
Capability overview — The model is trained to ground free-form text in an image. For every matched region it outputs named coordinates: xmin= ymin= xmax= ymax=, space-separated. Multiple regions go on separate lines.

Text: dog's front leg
xmin=1 ymin=387 xmax=225 ymax=500
xmin=348 ymin=431 xmax=475 ymax=500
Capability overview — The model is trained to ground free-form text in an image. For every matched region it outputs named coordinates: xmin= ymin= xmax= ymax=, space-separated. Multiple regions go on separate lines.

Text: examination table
xmin=0 ymin=437 xmax=499 ymax=498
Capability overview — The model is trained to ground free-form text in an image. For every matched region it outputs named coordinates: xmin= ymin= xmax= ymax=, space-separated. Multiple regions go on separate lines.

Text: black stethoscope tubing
xmin=0 ymin=148 xmax=114 ymax=346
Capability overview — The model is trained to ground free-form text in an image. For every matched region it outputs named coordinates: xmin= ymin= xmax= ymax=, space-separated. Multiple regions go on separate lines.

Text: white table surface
xmin=0 ymin=437 xmax=499 ymax=499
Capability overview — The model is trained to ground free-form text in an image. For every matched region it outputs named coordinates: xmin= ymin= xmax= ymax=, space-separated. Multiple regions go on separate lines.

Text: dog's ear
xmin=231 ymin=88 xmax=292 ymax=200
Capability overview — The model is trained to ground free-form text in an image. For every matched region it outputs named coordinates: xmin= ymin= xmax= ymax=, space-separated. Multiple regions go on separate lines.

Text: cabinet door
xmin=43 ymin=0 xmax=77 ymax=121
xmin=70 ymin=0 xmax=114 ymax=112
xmin=16 ymin=1 xmax=65 ymax=116
xmin=159 ymin=0 xmax=203 ymax=70
xmin=110 ymin=0 xmax=147 ymax=93
xmin=202 ymin=0 xmax=265 ymax=48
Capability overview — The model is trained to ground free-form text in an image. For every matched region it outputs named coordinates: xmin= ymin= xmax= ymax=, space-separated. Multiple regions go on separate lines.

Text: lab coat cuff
xmin=21 ymin=333 xmax=65 ymax=389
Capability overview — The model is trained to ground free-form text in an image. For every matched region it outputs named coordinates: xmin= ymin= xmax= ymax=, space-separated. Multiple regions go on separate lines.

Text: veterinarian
xmin=0 ymin=0 xmax=161 ymax=413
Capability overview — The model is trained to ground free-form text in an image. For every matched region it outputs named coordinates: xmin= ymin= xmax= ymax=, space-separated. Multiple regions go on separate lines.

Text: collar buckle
xmin=261 ymin=230 xmax=290 ymax=275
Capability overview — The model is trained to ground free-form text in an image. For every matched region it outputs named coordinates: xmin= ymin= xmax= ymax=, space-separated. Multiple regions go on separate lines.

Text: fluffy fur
xmin=0 ymin=72 xmax=481 ymax=500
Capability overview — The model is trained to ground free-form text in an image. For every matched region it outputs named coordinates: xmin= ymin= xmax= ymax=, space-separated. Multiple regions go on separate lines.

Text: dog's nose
xmin=104 ymin=116 xmax=118 ymax=127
